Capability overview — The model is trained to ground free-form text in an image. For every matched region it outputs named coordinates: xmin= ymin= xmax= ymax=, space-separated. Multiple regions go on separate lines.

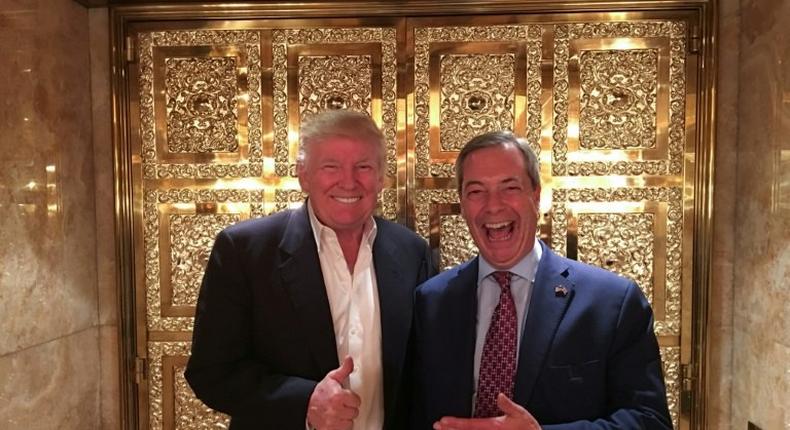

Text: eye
xmin=465 ymin=188 xmax=484 ymax=199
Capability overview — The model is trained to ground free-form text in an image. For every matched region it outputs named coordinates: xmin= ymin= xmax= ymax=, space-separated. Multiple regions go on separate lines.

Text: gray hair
xmin=455 ymin=131 xmax=541 ymax=194
xmin=297 ymin=110 xmax=386 ymax=172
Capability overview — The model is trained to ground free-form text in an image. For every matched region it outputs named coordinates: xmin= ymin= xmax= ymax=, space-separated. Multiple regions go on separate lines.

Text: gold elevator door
xmin=120 ymin=6 xmax=705 ymax=430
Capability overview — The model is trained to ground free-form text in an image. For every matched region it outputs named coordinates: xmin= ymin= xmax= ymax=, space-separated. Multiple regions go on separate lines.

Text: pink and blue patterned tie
xmin=474 ymin=271 xmax=517 ymax=418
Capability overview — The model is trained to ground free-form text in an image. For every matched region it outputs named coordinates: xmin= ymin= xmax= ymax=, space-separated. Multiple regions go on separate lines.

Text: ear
xmin=532 ymin=185 xmax=541 ymax=205
xmin=297 ymin=161 xmax=310 ymax=193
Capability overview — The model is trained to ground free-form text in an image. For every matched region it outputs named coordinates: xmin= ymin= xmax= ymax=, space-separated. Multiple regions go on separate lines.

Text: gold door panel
xmin=115 ymin=4 xmax=713 ymax=429
xmin=551 ymin=21 xmax=686 ymax=176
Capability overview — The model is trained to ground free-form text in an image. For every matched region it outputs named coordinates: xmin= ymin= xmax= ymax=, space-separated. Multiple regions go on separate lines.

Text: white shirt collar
xmin=306 ymin=199 xmax=377 ymax=253
xmin=477 ymin=237 xmax=543 ymax=284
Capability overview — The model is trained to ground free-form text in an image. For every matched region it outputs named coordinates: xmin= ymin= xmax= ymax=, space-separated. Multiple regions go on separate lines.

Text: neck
xmin=335 ymin=229 xmax=364 ymax=272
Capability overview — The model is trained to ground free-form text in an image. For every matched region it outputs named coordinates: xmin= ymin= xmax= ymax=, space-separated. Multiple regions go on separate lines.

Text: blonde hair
xmin=297 ymin=110 xmax=385 ymax=171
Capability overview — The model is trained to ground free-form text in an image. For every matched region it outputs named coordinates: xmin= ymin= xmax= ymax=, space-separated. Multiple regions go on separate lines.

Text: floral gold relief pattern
xmin=174 ymin=364 xmax=230 ymax=429
xmin=414 ymin=25 xmax=543 ymax=178
xmin=414 ymin=189 xmax=459 ymax=240
xmin=272 ymin=28 xmax=398 ymax=177
xmin=579 ymin=49 xmax=658 ymax=150
xmin=577 ymin=213 xmax=655 ymax=303
xmin=551 ymin=187 xmax=682 ymax=336
xmin=439 ymin=215 xmax=477 ymax=270
xmin=553 ymin=21 xmax=686 ymax=176
xmin=164 ymin=57 xmax=239 ymax=153
xmin=439 ymin=54 xmax=516 ymax=151
xmin=169 ymin=214 xmax=239 ymax=306
xmin=378 ymin=189 xmax=398 ymax=221
xmin=144 ymin=189 xmax=264 ymax=332
xmin=660 ymin=346 xmax=681 ymax=429
xmin=148 ymin=342 xmax=230 ymax=430
xmin=298 ymin=55 xmax=372 ymax=119
xmin=138 ymin=30 xmax=262 ymax=179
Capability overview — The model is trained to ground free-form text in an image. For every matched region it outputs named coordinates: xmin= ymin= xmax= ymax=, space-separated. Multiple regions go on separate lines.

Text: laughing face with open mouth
xmin=459 ymin=143 xmax=541 ymax=270
xmin=297 ymin=136 xmax=383 ymax=239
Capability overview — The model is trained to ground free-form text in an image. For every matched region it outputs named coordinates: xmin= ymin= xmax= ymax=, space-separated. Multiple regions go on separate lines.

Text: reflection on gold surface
xmin=413 ymin=24 xmax=543 ymax=178
xmin=661 ymin=346 xmax=681 ymax=428
xmin=165 ymin=57 xmax=240 ymax=154
xmin=139 ymin=30 xmax=262 ymax=179
xmin=553 ymin=21 xmax=685 ymax=176
xmin=148 ymin=342 xmax=229 ymax=430
xmin=439 ymin=53 xmax=516 ymax=151
xmin=145 ymin=189 xmax=261 ymax=332
xmin=272 ymin=27 xmax=398 ymax=178
xmin=579 ymin=49 xmax=658 ymax=150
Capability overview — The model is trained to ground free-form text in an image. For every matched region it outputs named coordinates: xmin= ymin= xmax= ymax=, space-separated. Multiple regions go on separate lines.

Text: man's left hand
xmin=432 ymin=393 xmax=541 ymax=430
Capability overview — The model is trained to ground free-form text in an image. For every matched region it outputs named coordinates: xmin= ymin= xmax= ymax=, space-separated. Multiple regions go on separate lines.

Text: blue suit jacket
xmin=185 ymin=204 xmax=435 ymax=430
xmin=412 ymin=241 xmax=671 ymax=429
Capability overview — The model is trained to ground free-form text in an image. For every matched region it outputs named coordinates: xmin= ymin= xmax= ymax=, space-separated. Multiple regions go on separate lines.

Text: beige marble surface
xmin=707 ymin=0 xmax=739 ymax=427
xmin=732 ymin=0 xmax=790 ymax=428
xmin=89 ymin=7 xmax=120 ymax=428
xmin=0 ymin=0 xmax=98 ymax=354
xmin=0 ymin=0 xmax=104 ymax=429
xmin=0 ymin=328 xmax=101 ymax=429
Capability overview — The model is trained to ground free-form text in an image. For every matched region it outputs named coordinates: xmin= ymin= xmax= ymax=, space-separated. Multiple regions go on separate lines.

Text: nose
xmin=338 ymin=166 xmax=356 ymax=189
xmin=485 ymin=189 xmax=506 ymax=212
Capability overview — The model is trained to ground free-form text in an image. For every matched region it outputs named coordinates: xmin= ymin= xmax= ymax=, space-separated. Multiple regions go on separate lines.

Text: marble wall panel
xmin=707 ymin=0 xmax=739 ymax=427
xmin=732 ymin=0 xmax=790 ymax=428
xmin=0 ymin=0 xmax=104 ymax=429
xmin=0 ymin=0 xmax=98 ymax=354
xmin=0 ymin=328 xmax=101 ymax=429
xmin=89 ymin=7 xmax=120 ymax=429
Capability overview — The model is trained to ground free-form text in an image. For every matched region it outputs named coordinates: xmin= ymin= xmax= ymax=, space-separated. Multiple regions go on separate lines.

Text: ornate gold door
xmin=112 ymin=3 xmax=715 ymax=429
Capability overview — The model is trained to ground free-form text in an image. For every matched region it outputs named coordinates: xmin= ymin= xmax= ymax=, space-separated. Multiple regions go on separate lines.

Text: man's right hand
xmin=307 ymin=356 xmax=361 ymax=430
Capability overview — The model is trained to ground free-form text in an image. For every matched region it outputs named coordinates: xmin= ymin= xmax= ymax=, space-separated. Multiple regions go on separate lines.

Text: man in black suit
xmin=186 ymin=110 xmax=435 ymax=430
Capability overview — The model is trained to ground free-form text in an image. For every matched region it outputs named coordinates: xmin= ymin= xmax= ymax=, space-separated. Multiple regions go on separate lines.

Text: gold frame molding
xmin=110 ymin=1 xmax=717 ymax=429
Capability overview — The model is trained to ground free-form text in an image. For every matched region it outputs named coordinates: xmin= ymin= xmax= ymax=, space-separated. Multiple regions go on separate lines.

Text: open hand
xmin=433 ymin=393 xmax=541 ymax=430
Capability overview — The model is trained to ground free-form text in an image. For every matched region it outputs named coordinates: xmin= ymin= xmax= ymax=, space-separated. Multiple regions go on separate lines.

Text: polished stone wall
xmin=731 ymin=0 xmax=790 ymax=428
xmin=708 ymin=0 xmax=739 ymax=428
xmin=0 ymin=0 xmax=102 ymax=427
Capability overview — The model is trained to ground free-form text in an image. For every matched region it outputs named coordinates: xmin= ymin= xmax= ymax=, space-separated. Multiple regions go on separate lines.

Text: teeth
xmin=485 ymin=221 xmax=511 ymax=229
xmin=335 ymin=197 xmax=360 ymax=204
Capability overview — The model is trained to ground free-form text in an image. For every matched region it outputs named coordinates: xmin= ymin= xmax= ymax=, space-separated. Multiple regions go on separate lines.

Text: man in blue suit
xmin=186 ymin=110 xmax=435 ymax=430
xmin=412 ymin=131 xmax=671 ymax=430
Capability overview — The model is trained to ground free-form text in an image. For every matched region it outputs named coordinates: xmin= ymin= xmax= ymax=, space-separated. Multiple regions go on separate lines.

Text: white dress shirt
xmin=472 ymin=237 xmax=543 ymax=406
xmin=308 ymin=202 xmax=384 ymax=430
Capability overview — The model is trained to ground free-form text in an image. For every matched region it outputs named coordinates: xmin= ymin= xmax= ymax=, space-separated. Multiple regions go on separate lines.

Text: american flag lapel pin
xmin=554 ymin=285 xmax=568 ymax=297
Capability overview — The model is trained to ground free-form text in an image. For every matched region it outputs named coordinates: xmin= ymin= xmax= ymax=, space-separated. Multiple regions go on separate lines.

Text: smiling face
xmin=297 ymin=136 xmax=383 ymax=236
xmin=459 ymin=143 xmax=541 ymax=270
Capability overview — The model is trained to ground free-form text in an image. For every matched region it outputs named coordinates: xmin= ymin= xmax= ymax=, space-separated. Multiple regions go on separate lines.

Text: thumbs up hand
xmin=307 ymin=356 xmax=361 ymax=430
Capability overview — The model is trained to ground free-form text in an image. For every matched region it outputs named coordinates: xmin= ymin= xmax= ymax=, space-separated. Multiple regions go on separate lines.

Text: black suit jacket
xmin=186 ymin=204 xmax=435 ymax=429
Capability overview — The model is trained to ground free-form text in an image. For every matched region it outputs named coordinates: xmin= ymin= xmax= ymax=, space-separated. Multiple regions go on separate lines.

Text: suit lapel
xmin=278 ymin=205 xmax=339 ymax=373
xmin=513 ymin=242 xmax=574 ymax=405
xmin=371 ymin=221 xmax=409 ymax=414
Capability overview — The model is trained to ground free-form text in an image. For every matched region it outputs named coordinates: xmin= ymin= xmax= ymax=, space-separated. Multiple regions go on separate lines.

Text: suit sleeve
xmin=184 ymin=230 xmax=317 ymax=428
xmin=391 ymin=239 xmax=437 ymax=430
xmin=543 ymin=282 xmax=672 ymax=430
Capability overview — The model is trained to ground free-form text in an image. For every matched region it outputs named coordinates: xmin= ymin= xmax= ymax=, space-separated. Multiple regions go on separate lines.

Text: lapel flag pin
xmin=554 ymin=285 xmax=568 ymax=297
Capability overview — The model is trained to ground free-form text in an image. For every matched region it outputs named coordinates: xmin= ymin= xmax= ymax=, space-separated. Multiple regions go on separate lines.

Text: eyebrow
xmin=464 ymin=177 xmax=521 ymax=187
